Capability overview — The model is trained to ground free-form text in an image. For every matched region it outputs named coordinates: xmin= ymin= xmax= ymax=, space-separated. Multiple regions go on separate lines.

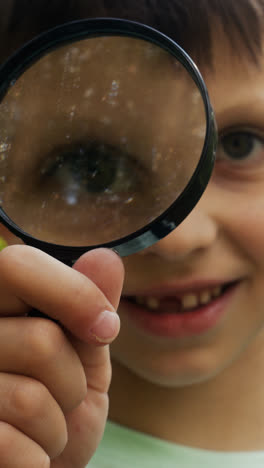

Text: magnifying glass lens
xmin=0 ymin=20 xmax=216 ymax=258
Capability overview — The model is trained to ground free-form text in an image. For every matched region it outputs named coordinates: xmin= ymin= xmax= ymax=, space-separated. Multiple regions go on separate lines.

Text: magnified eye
xmin=40 ymin=141 xmax=143 ymax=203
xmin=219 ymin=131 xmax=263 ymax=161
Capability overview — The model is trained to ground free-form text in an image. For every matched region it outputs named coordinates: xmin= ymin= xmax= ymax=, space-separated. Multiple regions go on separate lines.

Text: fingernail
xmin=89 ymin=310 xmax=120 ymax=343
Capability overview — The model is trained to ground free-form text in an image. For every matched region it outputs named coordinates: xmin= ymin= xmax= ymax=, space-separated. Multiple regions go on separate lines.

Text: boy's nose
xmin=142 ymin=202 xmax=218 ymax=262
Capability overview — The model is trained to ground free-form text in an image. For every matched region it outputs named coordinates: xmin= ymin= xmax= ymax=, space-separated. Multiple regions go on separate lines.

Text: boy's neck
xmin=109 ymin=331 xmax=264 ymax=452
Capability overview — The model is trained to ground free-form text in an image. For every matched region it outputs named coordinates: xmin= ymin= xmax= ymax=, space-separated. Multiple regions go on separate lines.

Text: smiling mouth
xmin=124 ymin=282 xmax=238 ymax=314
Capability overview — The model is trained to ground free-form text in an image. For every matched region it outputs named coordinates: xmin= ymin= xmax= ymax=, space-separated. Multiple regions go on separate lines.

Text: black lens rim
xmin=0 ymin=17 xmax=217 ymax=260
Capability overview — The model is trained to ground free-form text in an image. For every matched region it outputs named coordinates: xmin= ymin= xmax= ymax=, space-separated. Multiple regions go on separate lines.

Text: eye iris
xmin=64 ymin=143 xmax=118 ymax=193
xmin=222 ymin=132 xmax=254 ymax=160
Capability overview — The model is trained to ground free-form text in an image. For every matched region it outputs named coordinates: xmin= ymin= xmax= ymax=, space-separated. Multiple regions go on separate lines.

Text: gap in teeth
xmin=135 ymin=286 xmax=223 ymax=312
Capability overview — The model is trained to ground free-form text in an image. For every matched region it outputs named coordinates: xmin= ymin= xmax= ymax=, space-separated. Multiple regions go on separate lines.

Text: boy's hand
xmin=0 ymin=245 xmax=124 ymax=468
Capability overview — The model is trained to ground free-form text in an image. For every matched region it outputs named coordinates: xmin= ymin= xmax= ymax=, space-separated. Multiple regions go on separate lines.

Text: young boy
xmin=1 ymin=0 xmax=264 ymax=467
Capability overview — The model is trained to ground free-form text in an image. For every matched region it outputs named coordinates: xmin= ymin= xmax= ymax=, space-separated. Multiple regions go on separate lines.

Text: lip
xmin=120 ymin=279 xmax=242 ymax=339
xmin=126 ymin=277 xmax=240 ymax=297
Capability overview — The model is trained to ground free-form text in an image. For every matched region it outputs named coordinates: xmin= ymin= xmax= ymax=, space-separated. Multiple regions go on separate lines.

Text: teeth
xmin=146 ymin=297 xmax=160 ymax=310
xmin=135 ymin=285 xmax=223 ymax=313
xmin=199 ymin=290 xmax=211 ymax=305
xmin=135 ymin=296 xmax=160 ymax=310
xmin=181 ymin=294 xmax=199 ymax=310
xmin=180 ymin=286 xmax=223 ymax=311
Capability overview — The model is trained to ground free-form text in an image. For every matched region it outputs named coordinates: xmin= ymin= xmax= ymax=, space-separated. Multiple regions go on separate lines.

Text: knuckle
xmin=9 ymin=379 xmax=68 ymax=460
xmin=26 ymin=319 xmax=65 ymax=365
xmin=10 ymin=379 xmax=50 ymax=422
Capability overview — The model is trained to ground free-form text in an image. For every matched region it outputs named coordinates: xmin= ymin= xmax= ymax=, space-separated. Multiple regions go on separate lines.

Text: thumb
xmin=73 ymin=248 xmax=125 ymax=311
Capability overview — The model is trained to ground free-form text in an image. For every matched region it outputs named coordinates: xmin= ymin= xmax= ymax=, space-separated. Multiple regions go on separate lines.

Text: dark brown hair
xmin=0 ymin=0 xmax=264 ymax=65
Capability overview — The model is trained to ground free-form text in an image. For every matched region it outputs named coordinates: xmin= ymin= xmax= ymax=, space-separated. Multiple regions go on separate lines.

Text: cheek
xmin=222 ymin=192 xmax=264 ymax=265
xmin=208 ymin=171 xmax=264 ymax=267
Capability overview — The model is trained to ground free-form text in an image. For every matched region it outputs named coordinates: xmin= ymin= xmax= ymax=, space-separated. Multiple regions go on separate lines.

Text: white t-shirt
xmin=88 ymin=420 xmax=264 ymax=467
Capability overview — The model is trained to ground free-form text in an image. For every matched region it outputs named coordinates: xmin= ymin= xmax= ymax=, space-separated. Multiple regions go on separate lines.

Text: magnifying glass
xmin=0 ymin=18 xmax=217 ymax=263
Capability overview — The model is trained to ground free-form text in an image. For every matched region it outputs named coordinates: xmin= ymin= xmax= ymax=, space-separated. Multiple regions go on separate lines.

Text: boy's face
xmin=109 ymin=33 xmax=264 ymax=386
xmin=2 ymin=28 xmax=264 ymax=388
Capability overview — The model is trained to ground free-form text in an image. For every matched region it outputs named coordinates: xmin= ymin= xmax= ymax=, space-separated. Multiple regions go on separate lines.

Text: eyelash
xmin=217 ymin=128 xmax=264 ymax=165
xmin=36 ymin=140 xmax=147 ymax=197
xmin=218 ymin=128 xmax=264 ymax=161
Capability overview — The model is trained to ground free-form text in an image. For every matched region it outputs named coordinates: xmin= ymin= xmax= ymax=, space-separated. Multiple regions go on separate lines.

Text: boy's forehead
xmin=204 ymin=31 xmax=264 ymax=123
xmin=209 ymin=25 xmax=264 ymax=78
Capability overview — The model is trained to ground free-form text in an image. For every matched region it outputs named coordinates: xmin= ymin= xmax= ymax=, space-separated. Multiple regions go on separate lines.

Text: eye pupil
xmin=66 ymin=143 xmax=118 ymax=193
xmin=42 ymin=141 xmax=139 ymax=199
xmin=221 ymin=132 xmax=254 ymax=160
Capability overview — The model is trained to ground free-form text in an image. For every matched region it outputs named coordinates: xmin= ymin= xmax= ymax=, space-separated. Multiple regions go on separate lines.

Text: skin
xmin=0 ymin=18 xmax=264 ymax=468
xmin=0 ymin=240 xmax=124 ymax=467
xmin=108 ymin=31 xmax=264 ymax=451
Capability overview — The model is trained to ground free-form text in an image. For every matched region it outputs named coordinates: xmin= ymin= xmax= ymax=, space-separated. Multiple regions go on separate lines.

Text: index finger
xmin=0 ymin=245 xmax=124 ymax=343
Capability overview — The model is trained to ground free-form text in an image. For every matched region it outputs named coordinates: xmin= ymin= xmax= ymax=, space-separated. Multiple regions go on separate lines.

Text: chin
xmin=112 ymin=349 xmax=230 ymax=388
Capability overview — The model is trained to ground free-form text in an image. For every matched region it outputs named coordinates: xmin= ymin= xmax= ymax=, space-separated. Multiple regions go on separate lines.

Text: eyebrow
xmin=215 ymin=94 xmax=264 ymax=130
